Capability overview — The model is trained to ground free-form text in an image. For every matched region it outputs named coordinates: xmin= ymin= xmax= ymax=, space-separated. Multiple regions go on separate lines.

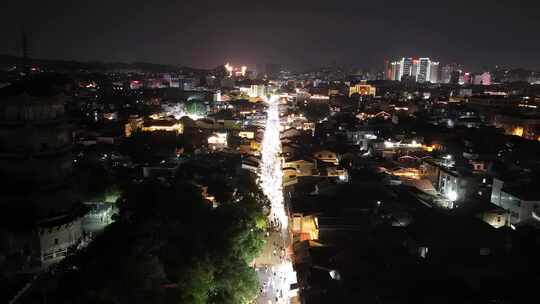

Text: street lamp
xmin=447 ymin=189 xmax=458 ymax=202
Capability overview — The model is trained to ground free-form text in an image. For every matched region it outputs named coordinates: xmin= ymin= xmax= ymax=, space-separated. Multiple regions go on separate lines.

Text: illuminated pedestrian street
xmin=256 ymin=95 xmax=297 ymax=304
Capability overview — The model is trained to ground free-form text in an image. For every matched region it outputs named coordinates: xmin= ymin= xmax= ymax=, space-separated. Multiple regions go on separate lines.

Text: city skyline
xmin=2 ymin=2 xmax=540 ymax=303
xmin=1 ymin=0 xmax=540 ymax=70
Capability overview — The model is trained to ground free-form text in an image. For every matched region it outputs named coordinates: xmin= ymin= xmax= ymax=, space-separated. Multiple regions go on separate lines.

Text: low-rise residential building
xmin=406 ymin=215 xmax=501 ymax=260
xmin=142 ymin=162 xmax=180 ymax=178
xmin=141 ymin=119 xmax=183 ymax=134
xmin=208 ymin=132 xmax=228 ymax=151
xmin=241 ymin=156 xmax=259 ymax=173
xmin=325 ymin=166 xmax=349 ymax=183
xmin=492 ymin=112 xmax=540 ymax=141
xmin=491 ymin=178 xmax=540 ymax=224
xmin=421 ymin=158 xmax=482 ymax=207
xmin=292 ymin=214 xmax=319 ymax=242
xmin=345 ymin=129 xmax=378 ymax=149
xmin=348 ymin=83 xmax=376 ymax=97
xmin=238 ymin=130 xmax=255 ymax=139
xmin=283 ymin=167 xmax=299 ymax=187
xmin=284 ymin=159 xmax=317 ymax=177
xmin=313 ymin=150 xmax=339 ymax=165
xmin=478 ymin=207 xmax=510 ymax=228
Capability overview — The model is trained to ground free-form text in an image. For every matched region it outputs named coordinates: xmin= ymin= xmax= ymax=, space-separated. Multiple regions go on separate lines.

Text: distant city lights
xmin=224 ymin=62 xmax=247 ymax=77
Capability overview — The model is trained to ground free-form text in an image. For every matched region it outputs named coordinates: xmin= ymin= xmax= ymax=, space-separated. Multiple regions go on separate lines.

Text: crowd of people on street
xmin=257 ymin=265 xmax=288 ymax=303
xmin=268 ymin=217 xmax=282 ymax=232
xmin=254 ymin=217 xmax=292 ymax=304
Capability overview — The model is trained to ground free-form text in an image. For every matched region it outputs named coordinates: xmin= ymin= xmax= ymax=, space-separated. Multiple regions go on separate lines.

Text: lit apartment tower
xmin=0 ymin=76 xmax=84 ymax=272
xmin=391 ymin=61 xmax=401 ymax=81
xmin=390 ymin=57 xmax=439 ymax=83
xmin=450 ymin=71 xmax=461 ymax=84
xmin=400 ymin=57 xmax=414 ymax=80
xmin=384 ymin=59 xmax=392 ymax=80
xmin=412 ymin=59 xmax=420 ymax=79
xmin=473 ymin=72 xmax=492 ymax=85
xmin=441 ymin=63 xmax=461 ymax=84
xmin=463 ymin=72 xmax=471 ymax=85
xmin=440 ymin=65 xmax=452 ymax=83
xmin=481 ymin=72 xmax=492 ymax=85
xmin=417 ymin=58 xmax=431 ymax=83
xmin=430 ymin=61 xmax=440 ymax=83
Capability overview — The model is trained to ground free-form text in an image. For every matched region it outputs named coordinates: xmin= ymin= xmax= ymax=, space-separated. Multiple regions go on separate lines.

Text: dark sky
xmin=1 ymin=0 xmax=539 ymax=71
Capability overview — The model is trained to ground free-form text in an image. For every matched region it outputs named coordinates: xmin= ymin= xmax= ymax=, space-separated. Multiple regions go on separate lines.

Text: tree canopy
xmin=47 ymin=177 xmax=265 ymax=304
xmin=185 ymin=100 xmax=207 ymax=117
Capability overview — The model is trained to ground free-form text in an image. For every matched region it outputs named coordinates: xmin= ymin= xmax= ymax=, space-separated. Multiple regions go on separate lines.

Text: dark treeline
xmin=30 ymin=171 xmax=266 ymax=304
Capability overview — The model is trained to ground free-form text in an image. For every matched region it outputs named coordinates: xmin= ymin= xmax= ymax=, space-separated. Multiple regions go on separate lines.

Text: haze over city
xmin=1 ymin=0 xmax=540 ymax=70
xmin=1 ymin=1 xmax=540 ymax=304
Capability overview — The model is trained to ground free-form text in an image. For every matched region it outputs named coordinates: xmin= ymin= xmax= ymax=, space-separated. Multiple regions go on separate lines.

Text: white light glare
xmin=259 ymin=95 xmax=288 ymax=229
xmin=447 ymin=189 xmax=458 ymax=202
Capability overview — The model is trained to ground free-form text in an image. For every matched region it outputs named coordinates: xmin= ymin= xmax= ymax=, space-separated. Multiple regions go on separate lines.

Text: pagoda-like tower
xmin=0 ymin=77 xmax=83 ymax=272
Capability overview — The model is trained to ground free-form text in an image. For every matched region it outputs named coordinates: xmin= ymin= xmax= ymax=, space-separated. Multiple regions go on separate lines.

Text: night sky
xmin=1 ymin=0 xmax=539 ymax=70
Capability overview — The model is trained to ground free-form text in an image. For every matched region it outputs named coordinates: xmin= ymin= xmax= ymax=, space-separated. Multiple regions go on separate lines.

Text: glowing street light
xmin=447 ymin=189 xmax=458 ymax=202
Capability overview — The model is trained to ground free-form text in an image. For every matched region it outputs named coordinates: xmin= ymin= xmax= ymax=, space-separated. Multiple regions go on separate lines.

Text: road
xmin=255 ymin=95 xmax=297 ymax=304
xmin=254 ymin=229 xmax=295 ymax=304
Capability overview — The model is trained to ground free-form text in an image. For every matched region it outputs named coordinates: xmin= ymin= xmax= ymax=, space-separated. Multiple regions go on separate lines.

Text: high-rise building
xmin=391 ymin=61 xmax=401 ymax=81
xmin=400 ymin=57 xmax=414 ymax=80
xmin=450 ymin=70 xmax=461 ymax=85
xmin=390 ymin=57 xmax=439 ymax=83
xmin=473 ymin=72 xmax=492 ymax=85
xmin=0 ymin=76 xmax=84 ymax=272
xmin=412 ymin=59 xmax=420 ymax=79
xmin=417 ymin=58 xmax=431 ymax=83
xmin=463 ymin=72 xmax=471 ymax=85
xmin=441 ymin=65 xmax=452 ymax=84
xmin=441 ymin=63 xmax=461 ymax=84
xmin=384 ymin=59 xmax=392 ymax=80
xmin=430 ymin=61 xmax=439 ymax=83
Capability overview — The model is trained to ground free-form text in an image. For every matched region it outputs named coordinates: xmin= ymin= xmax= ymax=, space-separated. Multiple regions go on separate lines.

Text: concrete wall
xmin=491 ymin=178 xmax=540 ymax=223
xmin=39 ymin=217 xmax=83 ymax=265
